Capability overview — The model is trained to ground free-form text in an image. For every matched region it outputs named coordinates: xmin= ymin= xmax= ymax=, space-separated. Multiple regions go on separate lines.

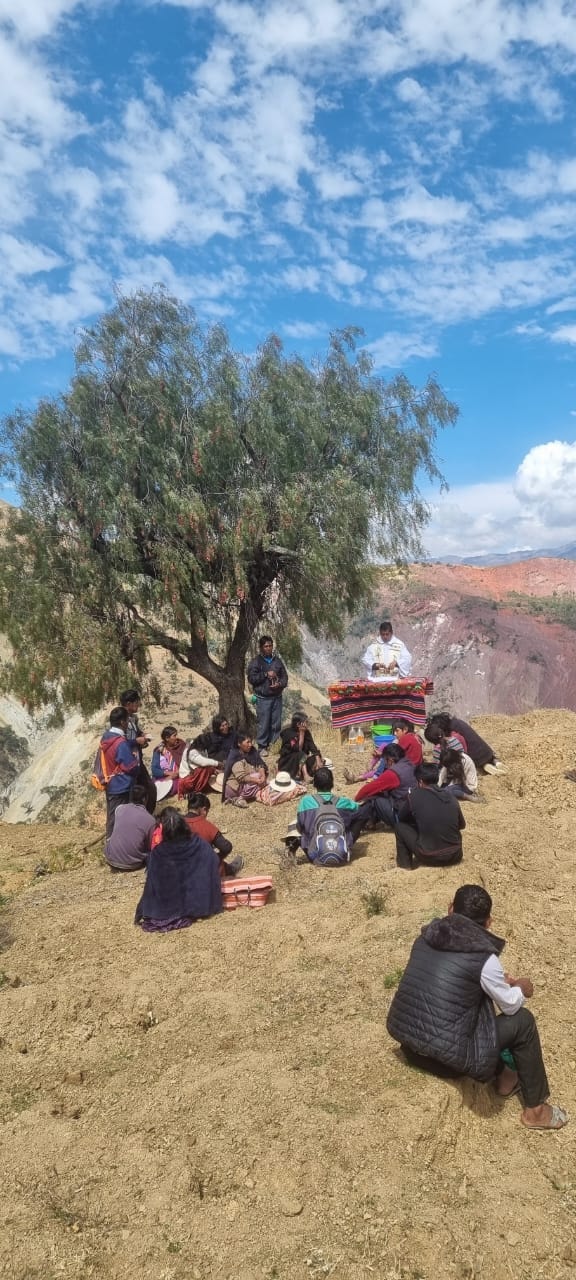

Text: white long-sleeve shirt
xmin=439 ymin=752 xmax=478 ymax=793
xmin=480 ymin=954 xmax=525 ymax=1014
xmin=361 ymin=634 xmax=412 ymax=680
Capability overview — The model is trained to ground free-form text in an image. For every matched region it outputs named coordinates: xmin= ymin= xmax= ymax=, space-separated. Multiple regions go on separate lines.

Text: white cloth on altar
xmin=361 ymin=635 xmax=412 ymax=680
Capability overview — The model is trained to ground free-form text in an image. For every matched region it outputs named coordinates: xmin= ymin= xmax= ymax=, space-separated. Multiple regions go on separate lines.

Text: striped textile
xmin=327 ymin=678 xmax=434 ymax=729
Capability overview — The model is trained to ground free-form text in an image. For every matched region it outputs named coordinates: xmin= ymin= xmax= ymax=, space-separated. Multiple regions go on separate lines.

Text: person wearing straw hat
xmin=255 ymin=770 xmax=307 ymax=807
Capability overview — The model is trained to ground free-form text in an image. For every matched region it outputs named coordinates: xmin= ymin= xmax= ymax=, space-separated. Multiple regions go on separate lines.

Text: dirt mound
xmin=415 ymin=556 xmax=576 ymax=600
xmin=1 ymin=710 xmax=576 ymax=1280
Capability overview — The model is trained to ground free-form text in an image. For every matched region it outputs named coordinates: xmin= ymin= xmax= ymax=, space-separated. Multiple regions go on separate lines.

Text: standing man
xmin=362 ymin=620 xmax=412 ymax=680
xmin=99 ymin=707 xmax=140 ymax=838
xmin=119 ymin=689 xmax=156 ymax=812
xmin=247 ymin=635 xmax=288 ymax=754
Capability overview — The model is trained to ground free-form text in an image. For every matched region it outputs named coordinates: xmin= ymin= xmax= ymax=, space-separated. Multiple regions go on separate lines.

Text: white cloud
xmin=282 ymin=320 xmax=327 ymax=338
xmin=550 ymin=324 xmax=576 ymax=345
xmin=426 ymin=441 xmax=576 ymax=557
xmin=366 ymin=331 xmax=438 ymax=368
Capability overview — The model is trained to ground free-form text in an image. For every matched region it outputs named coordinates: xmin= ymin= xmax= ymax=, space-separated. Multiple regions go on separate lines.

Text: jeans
xmin=255 ymin=695 xmax=283 ymax=749
xmin=495 ymin=1007 xmax=550 ymax=1108
xmin=395 ymin=821 xmax=462 ymax=870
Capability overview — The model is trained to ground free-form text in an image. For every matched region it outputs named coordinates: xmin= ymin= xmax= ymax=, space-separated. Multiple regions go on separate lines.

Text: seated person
xmin=135 ymin=807 xmax=222 ymax=933
xmin=391 ymin=719 xmax=423 ymax=767
xmin=387 ymin=883 xmax=567 ymax=1132
xmin=428 ymin=713 xmax=504 ymax=773
xmin=344 ymin=741 xmax=388 ymax=786
xmin=151 ymin=725 xmax=187 ymax=800
xmin=394 ymin=761 xmax=465 ymax=870
xmin=361 ymin=620 xmax=412 ymax=681
xmin=296 ymin=766 xmax=360 ymax=861
xmin=185 ymin=792 xmax=243 ymax=878
xmin=222 ymin=731 xmax=268 ymax=808
xmin=104 ymin=784 xmax=156 ymax=872
xmin=191 ymin=715 xmax=235 ymax=764
xmin=278 ymin=713 xmax=323 ymax=783
xmin=439 ymin=747 xmax=479 ymax=800
xmin=353 ymin=743 xmax=416 ymax=831
xmin=424 ymin=720 xmax=466 ymax=761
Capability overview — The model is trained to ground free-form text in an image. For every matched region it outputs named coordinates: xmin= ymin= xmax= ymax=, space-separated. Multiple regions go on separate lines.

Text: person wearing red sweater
xmin=352 ymin=743 xmax=417 ymax=832
xmin=391 ymin=719 xmax=423 ymax=767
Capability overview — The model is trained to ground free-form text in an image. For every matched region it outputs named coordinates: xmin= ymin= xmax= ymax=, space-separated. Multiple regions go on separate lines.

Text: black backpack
xmin=308 ymin=800 xmax=350 ymax=867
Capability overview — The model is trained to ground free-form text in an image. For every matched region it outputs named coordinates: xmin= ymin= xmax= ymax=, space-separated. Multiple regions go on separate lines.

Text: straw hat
xmin=210 ymin=771 xmax=224 ymax=792
xmin=280 ymin=819 xmax=300 ymax=845
xmin=270 ymin=770 xmax=300 ymax=794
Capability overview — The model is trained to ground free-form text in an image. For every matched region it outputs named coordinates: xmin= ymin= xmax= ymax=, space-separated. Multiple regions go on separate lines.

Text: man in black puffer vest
xmin=387 ymin=884 xmax=568 ymax=1132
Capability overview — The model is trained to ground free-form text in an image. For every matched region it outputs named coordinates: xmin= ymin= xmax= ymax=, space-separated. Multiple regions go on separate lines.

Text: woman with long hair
xmin=222 ymin=731 xmax=268 ymax=808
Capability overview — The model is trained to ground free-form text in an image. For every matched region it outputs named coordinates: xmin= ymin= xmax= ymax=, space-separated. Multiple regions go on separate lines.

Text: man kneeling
xmin=387 ymin=884 xmax=568 ymax=1131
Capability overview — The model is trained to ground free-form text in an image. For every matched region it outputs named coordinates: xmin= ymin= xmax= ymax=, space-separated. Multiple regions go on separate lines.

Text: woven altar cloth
xmin=327 ymin=678 xmax=434 ymax=730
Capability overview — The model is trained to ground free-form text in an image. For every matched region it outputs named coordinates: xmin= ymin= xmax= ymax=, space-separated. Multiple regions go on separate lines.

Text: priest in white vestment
xmin=361 ymin=621 xmax=412 ymax=681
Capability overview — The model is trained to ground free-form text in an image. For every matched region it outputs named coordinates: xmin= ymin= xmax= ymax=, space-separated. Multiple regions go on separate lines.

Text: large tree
xmin=0 ymin=290 xmax=457 ymax=725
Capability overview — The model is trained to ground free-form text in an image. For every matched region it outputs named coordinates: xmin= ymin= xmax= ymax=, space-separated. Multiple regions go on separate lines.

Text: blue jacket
xmin=100 ymin=729 xmax=139 ymax=795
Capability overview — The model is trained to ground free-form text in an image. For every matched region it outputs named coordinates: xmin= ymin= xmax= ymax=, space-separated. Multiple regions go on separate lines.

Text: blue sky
xmin=2 ymin=0 xmax=576 ymax=557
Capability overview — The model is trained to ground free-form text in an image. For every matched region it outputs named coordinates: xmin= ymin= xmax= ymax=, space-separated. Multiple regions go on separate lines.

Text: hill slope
xmin=1 ymin=709 xmax=575 ymax=1280
xmin=301 ymin=557 xmax=576 ymax=715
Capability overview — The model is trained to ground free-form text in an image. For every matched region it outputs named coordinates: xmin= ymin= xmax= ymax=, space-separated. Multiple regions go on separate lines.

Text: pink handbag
xmin=221 ymin=876 xmax=273 ymax=910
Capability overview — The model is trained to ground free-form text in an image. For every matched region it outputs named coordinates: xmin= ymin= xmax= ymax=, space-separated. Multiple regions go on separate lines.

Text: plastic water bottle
xmin=348 ymin=726 xmax=356 ymax=749
xmin=356 ymin=726 xmax=365 ymax=752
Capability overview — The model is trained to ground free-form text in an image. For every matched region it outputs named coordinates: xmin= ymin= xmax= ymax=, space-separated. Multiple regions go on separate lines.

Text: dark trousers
xmin=105 ymin=790 xmax=131 ymax=839
xmin=255 ymin=695 xmax=283 ymax=749
xmin=395 ymin=821 xmax=462 ymax=870
xmin=496 ymin=1007 xmax=549 ymax=1108
xmin=135 ymin=763 xmax=157 ymax=814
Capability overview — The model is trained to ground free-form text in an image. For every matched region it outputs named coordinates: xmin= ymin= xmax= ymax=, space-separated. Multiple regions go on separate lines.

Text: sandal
xmin=521 ymin=1104 xmax=569 ymax=1131
xmin=564 ymin=770 xmax=576 ymax=784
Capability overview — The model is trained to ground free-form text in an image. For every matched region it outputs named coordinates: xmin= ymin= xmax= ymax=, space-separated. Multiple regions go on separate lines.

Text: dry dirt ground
xmin=1 ymin=709 xmax=576 ymax=1280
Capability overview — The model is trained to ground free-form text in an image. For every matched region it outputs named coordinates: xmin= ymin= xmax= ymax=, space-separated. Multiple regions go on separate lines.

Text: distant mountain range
xmin=433 ymin=543 xmax=576 ymax=567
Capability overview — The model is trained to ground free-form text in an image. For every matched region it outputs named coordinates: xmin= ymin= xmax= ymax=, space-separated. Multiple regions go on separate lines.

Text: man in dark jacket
xmin=246 ymin=635 xmax=288 ymax=753
xmin=394 ymin=761 xmax=465 ymax=869
xmin=387 ymin=883 xmax=567 ymax=1131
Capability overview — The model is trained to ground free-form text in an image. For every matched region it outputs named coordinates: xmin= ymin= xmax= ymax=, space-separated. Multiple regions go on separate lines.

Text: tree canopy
xmin=0 ymin=289 xmax=458 ymax=724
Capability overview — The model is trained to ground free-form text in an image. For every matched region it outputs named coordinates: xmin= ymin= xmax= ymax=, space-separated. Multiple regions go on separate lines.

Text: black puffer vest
xmin=386 ymin=913 xmax=505 ymax=1081
xmin=388 ymin=759 xmax=416 ymax=806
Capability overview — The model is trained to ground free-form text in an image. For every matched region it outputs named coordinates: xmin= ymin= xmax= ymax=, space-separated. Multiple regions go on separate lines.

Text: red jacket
xmin=395 ymin=732 xmax=423 ymax=767
xmin=356 ymin=768 xmax=400 ymax=802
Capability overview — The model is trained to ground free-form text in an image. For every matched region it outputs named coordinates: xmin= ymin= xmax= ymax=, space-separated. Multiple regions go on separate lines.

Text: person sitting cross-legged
xmin=296 ymin=766 xmax=360 ymax=863
xmin=222 ymin=731 xmax=268 ymax=808
xmin=394 ymin=761 xmax=465 ymax=870
xmin=352 ymin=743 xmax=416 ymax=834
xmin=104 ymin=784 xmax=156 ymax=872
xmin=386 ymin=883 xmax=568 ymax=1132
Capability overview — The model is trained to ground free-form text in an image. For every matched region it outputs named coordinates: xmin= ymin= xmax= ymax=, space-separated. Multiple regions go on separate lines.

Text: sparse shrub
xmin=361 ymin=887 xmax=387 ymax=917
xmin=383 ymin=967 xmax=404 ymax=990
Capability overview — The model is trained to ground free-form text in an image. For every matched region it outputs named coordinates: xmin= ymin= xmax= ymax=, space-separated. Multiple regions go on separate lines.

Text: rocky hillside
xmin=300 ymin=557 xmax=576 ymax=716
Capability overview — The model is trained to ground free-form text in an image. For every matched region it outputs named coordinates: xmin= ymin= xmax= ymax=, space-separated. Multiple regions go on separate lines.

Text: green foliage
xmin=0 ymin=288 xmax=457 ymax=718
xmin=507 ymin=591 xmax=576 ymax=630
xmin=383 ymin=967 xmax=404 ymax=989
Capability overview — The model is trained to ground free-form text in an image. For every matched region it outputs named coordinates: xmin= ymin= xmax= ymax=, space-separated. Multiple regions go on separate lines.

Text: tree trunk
xmin=213 ymin=665 xmax=255 ymax=731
